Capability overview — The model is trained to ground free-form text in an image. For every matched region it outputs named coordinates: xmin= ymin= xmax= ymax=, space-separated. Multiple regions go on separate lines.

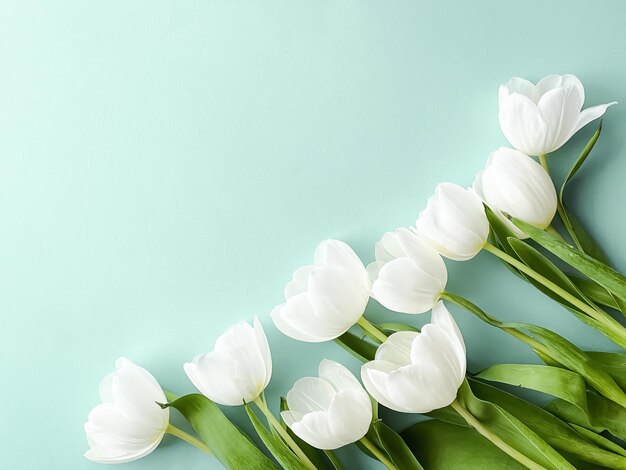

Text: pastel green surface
xmin=1 ymin=1 xmax=626 ymax=469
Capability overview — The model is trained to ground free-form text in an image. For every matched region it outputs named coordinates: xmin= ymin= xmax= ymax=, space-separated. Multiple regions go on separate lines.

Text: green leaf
xmin=442 ymin=292 xmax=626 ymax=408
xmin=245 ymin=403 xmax=306 ymax=470
xmin=424 ymin=405 xmax=469 ymax=427
xmin=546 ymin=392 xmax=626 ymax=442
xmin=510 ymin=217 xmax=626 ymax=303
xmin=358 ymin=419 xmax=424 ymax=469
xmin=164 ymin=394 xmax=277 ymax=470
xmin=475 ymin=364 xmax=589 ymax=416
xmin=335 ymin=331 xmax=377 ymax=362
xmin=402 ymin=419 xmax=526 ymax=469
xmin=562 ymin=206 xmax=610 ymax=264
xmin=485 ymin=205 xmax=518 ymax=257
xmin=567 ymin=423 xmax=626 ymax=458
xmin=560 ymin=121 xmax=602 ymax=195
xmin=279 ymin=397 xmax=337 ymax=470
xmin=455 ymin=380 xmax=575 ymax=470
xmin=570 ymin=276 xmax=620 ymax=309
xmin=585 ymin=351 xmax=626 ymax=391
xmin=377 ymin=322 xmax=420 ymax=333
xmin=469 ymin=378 xmax=626 ymax=468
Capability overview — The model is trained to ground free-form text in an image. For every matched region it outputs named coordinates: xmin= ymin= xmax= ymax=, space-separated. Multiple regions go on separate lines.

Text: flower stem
xmin=252 ymin=396 xmax=316 ymax=470
xmin=166 ymin=424 xmax=212 ymax=455
xmin=357 ymin=316 xmax=389 ymax=344
xmin=483 ymin=241 xmax=626 ymax=345
xmin=450 ymin=400 xmax=545 ymax=470
xmin=359 ymin=436 xmax=399 ymax=470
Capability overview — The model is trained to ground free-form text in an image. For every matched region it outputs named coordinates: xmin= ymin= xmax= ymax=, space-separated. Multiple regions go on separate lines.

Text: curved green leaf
xmin=475 ymin=364 xmax=589 ymax=416
xmin=511 ymin=217 xmax=626 ymax=303
xmin=402 ymin=419 xmax=526 ymax=469
xmin=358 ymin=419 xmax=423 ymax=469
xmin=485 ymin=205 xmax=519 ymax=258
xmin=335 ymin=331 xmax=377 ymax=362
xmin=562 ymin=206 xmax=609 ymax=264
xmin=456 ymin=380 xmax=575 ymax=469
xmin=585 ymin=351 xmax=626 ymax=391
xmin=164 ymin=394 xmax=277 ymax=470
xmin=245 ymin=403 xmax=306 ymax=470
xmin=469 ymin=378 xmax=626 ymax=469
xmin=560 ymin=121 xmax=602 ymax=196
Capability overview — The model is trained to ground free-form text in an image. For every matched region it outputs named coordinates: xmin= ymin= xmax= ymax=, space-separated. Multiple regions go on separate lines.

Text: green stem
xmin=253 ymin=396 xmax=316 ymax=470
xmin=483 ymin=242 xmax=622 ymax=330
xmin=450 ymin=400 xmax=545 ymax=470
xmin=357 ymin=316 xmax=389 ymax=344
xmin=166 ymin=424 xmax=212 ymax=455
xmin=359 ymin=436 xmax=399 ymax=470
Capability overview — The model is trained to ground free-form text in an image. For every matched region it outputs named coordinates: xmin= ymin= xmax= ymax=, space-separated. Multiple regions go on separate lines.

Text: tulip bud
xmin=361 ymin=301 xmax=466 ymax=413
xmin=84 ymin=358 xmax=169 ymax=464
xmin=184 ymin=317 xmax=272 ymax=406
xmin=416 ymin=183 xmax=489 ymax=261
xmin=499 ymin=74 xmax=616 ymax=156
xmin=281 ymin=360 xmax=372 ymax=450
xmin=271 ymin=240 xmax=370 ymax=342
xmin=368 ymin=228 xmax=447 ymax=314
xmin=474 ymin=147 xmax=557 ymax=238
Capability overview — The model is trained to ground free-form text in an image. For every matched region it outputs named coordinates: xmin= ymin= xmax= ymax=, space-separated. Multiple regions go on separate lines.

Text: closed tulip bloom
xmin=184 ymin=317 xmax=272 ymax=406
xmin=474 ymin=147 xmax=557 ymax=238
xmin=416 ymin=183 xmax=489 ymax=261
xmin=361 ymin=301 xmax=465 ymax=413
xmin=368 ymin=228 xmax=447 ymax=314
xmin=281 ymin=360 xmax=372 ymax=450
xmin=84 ymin=358 xmax=169 ymax=464
xmin=499 ymin=74 xmax=616 ymax=156
xmin=271 ymin=240 xmax=370 ymax=342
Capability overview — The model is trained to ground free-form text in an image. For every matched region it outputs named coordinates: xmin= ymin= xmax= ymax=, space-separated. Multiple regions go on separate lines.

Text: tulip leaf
xmin=425 ymin=405 xmax=469 ymax=427
xmin=475 ymin=364 xmax=589 ymax=416
xmin=567 ymin=423 xmax=626 ymax=457
xmin=570 ymin=276 xmax=620 ymax=309
xmin=164 ymin=394 xmax=277 ymax=470
xmin=279 ymin=397 xmax=339 ymax=470
xmin=245 ymin=403 xmax=307 ymax=470
xmin=335 ymin=331 xmax=377 ymax=362
xmin=358 ymin=419 xmax=423 ymax=470
xmin=455 ymin=380 xmax=575 ymax=469
xmin=468 ymin=378 xmax=626 ymax=468
xmin=546 ymin=392 xmax=626 ymax=442
xmin=484 ymin=205 xmax=518 ymax=258
xmin=442 ymin=292 xmax=626 ymax=408
xmin=560 ymin=121 xmax=602 ymax=195
xmin=585 ymin=351 xmax=626 ymax=391
xmin=510 ymin=217 xmax=626 ymax=303
xmin=402 ymin=419 xmax=526 ymax=469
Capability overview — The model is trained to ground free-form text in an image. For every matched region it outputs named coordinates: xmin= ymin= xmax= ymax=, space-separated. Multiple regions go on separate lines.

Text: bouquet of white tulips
xmin=84 ymin=74 xmax=626 ymax=470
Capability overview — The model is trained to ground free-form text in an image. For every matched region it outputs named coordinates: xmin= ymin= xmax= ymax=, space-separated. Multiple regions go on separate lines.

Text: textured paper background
xmin=2 ymin=1 xmax=626 ymax=468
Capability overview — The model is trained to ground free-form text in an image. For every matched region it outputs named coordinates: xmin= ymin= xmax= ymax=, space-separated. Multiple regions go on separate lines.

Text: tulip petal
xmin=361 ymin=361 xmax=413 ymax=413
xmin=499 ymin=93 xmax=548 ymax=156
xmin=431 ymin=301 xmax=466 ymax=355
xmin=375 ymin=331 xmax=417 ymax=366
xmin=286 ymin=377 xmax=336 ymax=414
xmin=318 ymin=359 xmax=363 ymax=393
xmin=326 ymin=389 xmax=372 ymax=447
xmin=537 ymin=86 xmax=583 ymax=153
xmin=291 ymin=410 xmax=342 ymax=450
xmin=284 ymin=265 xmax=315 ymax=299
xmin=308 ymin=266 xmax=368 ymax=324
xmin=409 ymin=323 xmax=466 ymax=386
xmin=574 ymin=102 xmax=617 ymax=134
xmin=270 ymin=303 xmax=328 ymax=342
xmin=253 ymin=317 xmax=272 ymax=389
xmin=314 ymin=240 xmax=367 ymax=277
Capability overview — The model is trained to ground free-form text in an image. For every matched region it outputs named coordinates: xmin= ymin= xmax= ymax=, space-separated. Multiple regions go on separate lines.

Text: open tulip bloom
xmin=85 ymin=74 xmax=626 ymax=470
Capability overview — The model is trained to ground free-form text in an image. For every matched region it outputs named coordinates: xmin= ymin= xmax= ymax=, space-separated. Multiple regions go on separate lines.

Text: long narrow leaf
xmin=335 ymin=331 xmax=377 ymax=362
xmin=164 ymin=394 xmax=277 ymax=470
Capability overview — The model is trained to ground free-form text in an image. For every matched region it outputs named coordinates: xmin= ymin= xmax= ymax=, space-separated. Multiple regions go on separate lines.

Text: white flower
xmin=368 ymin=228 xmax=447 ymax=314
xmin=416 ymin=183 xmax=489 ymax=261
xmin=474 ymin=147 xmax=557 ymax=238
xmin=281 ymin=360 xmax=372 ymax=450
xmin=271 ymin=240 xmax=370 ymax=342
xmin=184 ymin=317 xmax=272 ymax=406
xmin=84 ymin=358 xmax=169 ymax=464
xmin=361 ymin=301 xmax=466 ymax=413
xmin=499 ymin=74 xmax=616 ymax=156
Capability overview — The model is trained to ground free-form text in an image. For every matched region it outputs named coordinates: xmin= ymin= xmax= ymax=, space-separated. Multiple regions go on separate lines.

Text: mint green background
xmin=2 ymin=1 xmax=626 ymax=469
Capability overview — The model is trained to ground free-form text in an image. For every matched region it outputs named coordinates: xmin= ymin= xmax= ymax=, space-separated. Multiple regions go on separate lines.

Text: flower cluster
xmin=84 ymin=75 xmax=626 ymax=470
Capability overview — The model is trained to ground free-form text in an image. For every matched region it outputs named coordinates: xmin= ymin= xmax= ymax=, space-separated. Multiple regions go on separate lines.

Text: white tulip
xmin=184 ymin=317 xmax=272 ymax=406
xmin=474 ymin=147 xmax=557 ymax=238
xmin=499 ymin=74 xmax=616 ymax=156
xmin=271 ymin=240 xmax=370 ymax=342
xmin=361 ymin=301 xmax=466 ymax=413
xmin=416 ymin=183 xmax=489 ymax=261
xmin=368 ymin=228 xmax=447 ymax=314
xmin=281 ymin=360 xmax=372 ymax=450
xmin=84 ymin=358 xmax=169 ymax=464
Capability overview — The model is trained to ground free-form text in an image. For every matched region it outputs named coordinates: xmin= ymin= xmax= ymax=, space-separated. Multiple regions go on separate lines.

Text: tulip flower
xmin=271 ymin=239 xmax=370 ymax=342
xmin=184 ymin=317 xmax=272 ymax=406
xmin=474 ymin=147 xmax=557 ymax=238
xmin=84 ymin=358 xmax=170 ymax=464
xmin=499 ymin=74 xmax=616 ymax=156
xmin=368 ymin=228 xmax=447 ymax=314
xmin=416 ymin=183 xmax=489 ymax=261
xmin=361 ymin=301 xmax=465 ymax=413
xmin=281 ymin=359 xmax=372 ymax=450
